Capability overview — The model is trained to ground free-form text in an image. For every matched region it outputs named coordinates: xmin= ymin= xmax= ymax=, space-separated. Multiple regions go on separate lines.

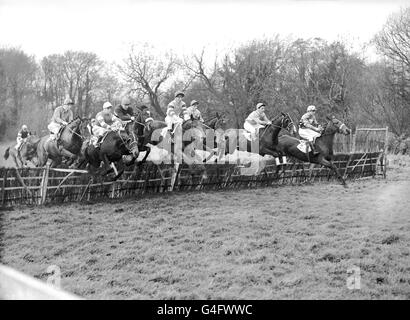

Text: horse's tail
xmin=4 ymin=147 xmax=10 ymax=160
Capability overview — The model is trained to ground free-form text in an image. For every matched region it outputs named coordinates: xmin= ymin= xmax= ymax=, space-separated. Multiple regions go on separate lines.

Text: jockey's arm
xmin=52 ymin=108 xmax=65 ymax=125
xmin=96 ymin=113 xmax=109 ymax=129
xmin=68 ymin=110 xmax=74 ymax=123
xmin=260 ymin=113 xmax=271 ymax=124
xmin=300 ymin=114 xmax=318 ymax=131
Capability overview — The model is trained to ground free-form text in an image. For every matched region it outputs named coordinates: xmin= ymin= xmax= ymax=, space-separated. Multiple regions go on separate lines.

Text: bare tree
xmin=40 ymin=51 xmax=104 ymax=117
xmin=0 ymin=47 xmax=37 ymax=138
xmin=119 ymin=44 xmax=182 ymax=117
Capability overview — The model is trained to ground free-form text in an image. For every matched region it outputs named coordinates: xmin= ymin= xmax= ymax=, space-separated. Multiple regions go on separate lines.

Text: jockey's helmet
xmin=307 ymin=105 xmax=316 ymax=112
xmin=145 ymin=117 xmax=154 ymax=123
xmin=121 ymin=96 xmax=131 ymax=106
xmin=256 ymin=103 xmax=266 ymax=109
xmin=103 ymin=101 xmax=113 ymax=109
xmin=64 ymin=97 xmax=74 ymax=105
xmin=190 ymin=100 xmax=199 ymax=107
xmin=22 ymin=125 xmax=28 ymax=130
xmin=175 ymin=91 xmax=185 ymax=98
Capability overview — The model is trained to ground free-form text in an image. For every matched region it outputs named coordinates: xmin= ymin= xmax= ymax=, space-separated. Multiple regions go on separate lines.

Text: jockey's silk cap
xmin=307 ymin=105 xmax=316 ymax=112
xmin=256 ymin=103 xmax=266 ymax=109
xmin=190 ymin=100 xmax=199 ymax=106
xmin=175 ymin=91 xmax=185 ymax=98
xmin=64 ymin=97 xmax=74 ymax=105
xmin=103 ymin=101 xmax=113 ymax=109
xmin=121 ymin=96 xmax=131 ymax=106
xmin=22 ymin=125 xmax=28 ymax=129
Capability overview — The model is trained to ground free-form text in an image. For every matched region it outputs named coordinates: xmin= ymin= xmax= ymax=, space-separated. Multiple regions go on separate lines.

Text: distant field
xmin=1 ymin=160 xmax=409 ymax=299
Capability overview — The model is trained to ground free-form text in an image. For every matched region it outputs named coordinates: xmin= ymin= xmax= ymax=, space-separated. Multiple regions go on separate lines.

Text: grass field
xmin=1 ymin=156 xmax=410 ymax=299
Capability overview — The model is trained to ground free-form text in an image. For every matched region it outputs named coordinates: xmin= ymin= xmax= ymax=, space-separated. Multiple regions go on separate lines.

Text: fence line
xmin=0 ymin=151 xmax=385 ymax=208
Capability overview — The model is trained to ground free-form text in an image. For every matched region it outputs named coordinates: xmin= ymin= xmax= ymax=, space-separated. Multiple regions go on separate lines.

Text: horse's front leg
xmin=60 ymin=148 xmax=77 ymax=166
xmin=320 ymin=157 xmax=347 ymax=187
xmin=138 ymin=146 xmax=151 ymax=166
xmin=101 ymin=154 xmax=114 ymax=176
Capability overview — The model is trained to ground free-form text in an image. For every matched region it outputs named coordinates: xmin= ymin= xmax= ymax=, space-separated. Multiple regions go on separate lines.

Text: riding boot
xmin=310 ymin=141 xmax=319 ymax=155
xmin=169 ymin=124 xmax=175 ymax=142
xmin=96 ymin=136 xmax=103 ymax=148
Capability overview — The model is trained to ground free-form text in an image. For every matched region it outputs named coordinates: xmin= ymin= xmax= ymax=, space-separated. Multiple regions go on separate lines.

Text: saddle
xmin=296 ymin=139 xmax=312 ymax=153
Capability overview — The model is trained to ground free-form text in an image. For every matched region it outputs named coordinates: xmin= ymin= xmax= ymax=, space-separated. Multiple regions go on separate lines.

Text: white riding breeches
xmin=48 ymin=122 xmax=61 ymax=135
xmin=15 ymin=137 xmax=25 ymax=150
xmin=92 ymin=125 xmax=109 ymax=137
xmin=244 ymin=121 xmax=264 ymax=136
xmin=165 ymin=115 xmax=183 ymax=130
xmin=299 ymin=128 xmax=321 ymax=142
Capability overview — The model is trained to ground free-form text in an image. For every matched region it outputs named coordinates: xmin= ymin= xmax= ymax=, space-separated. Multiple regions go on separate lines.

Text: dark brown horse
xmin=3 ymin=135 xmax=40 ymax=167
xmin=223 ymin=112 xmax=296 ymax=158
xmin=36 ymin=117 xmax=90 ymax=167
xmin=134 ymin=112 xmax=216 ymax=165
xmin=79 ymin=120 xmax=139 ymax=178
xmin=277 ymin=115 xmax=351 ymax=186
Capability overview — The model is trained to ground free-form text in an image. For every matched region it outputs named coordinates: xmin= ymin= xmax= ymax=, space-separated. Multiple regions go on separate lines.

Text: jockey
xmin=244 ymin=103 xmax=272 ymax=140
xmin=15 ymin=125 xmax=31 ymax=150
xmin=91 ymin=101 xmax=122 ymax=147
xmin=298 ymin=105 xmax=323 ymax=154
xmin=184 ymin=100 xmax=204 ymax=122
xmin=114 ymin=96 xmax=135 ymax=127
xmin=165 ymin=91 xmax=186 ymax=136
xmin=47 ymin=97 xmax=74 ymax=141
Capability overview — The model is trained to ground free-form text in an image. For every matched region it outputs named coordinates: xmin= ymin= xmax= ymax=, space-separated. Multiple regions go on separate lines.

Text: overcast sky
xmin=0 ymin=0 xmax=409 ymax=62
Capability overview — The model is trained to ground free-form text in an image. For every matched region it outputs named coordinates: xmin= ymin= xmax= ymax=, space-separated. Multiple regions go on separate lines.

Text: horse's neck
xmin=317 ymin=130 xmax=336 ymax=152
xmin=66 ymin=121 xmax=80 ymax=133
xmin=270 ymin=118 xmax=283 ymax=138
xmin=206 ymin=118 xmax=216 ymax=129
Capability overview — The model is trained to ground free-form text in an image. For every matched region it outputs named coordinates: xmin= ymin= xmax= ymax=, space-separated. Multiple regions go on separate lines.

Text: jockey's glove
xmin=130 ymin=116 xmax=135 ymax=121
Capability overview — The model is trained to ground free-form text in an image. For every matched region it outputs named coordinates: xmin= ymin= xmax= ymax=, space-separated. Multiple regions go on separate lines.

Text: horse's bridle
xmin=63 ymin=119 xmax=87 ymax=140
xmin=320 ymin=118 xmax=348 ymax=137
xmin=118 ymin=121 xmax=139 ymax=152
xmin=260 ymin=113 xmax=294 ymax=139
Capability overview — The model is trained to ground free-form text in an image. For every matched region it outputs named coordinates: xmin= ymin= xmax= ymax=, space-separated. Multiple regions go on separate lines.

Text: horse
xmin=79 ymin=120 xmax=140 ymax=179
xmin=223 ymin=112 xmax=296 ymax=159
xmin=3 ymin=135 xmax=40 ymax=168
xmin=134 ymin=112 xmax=216 ymax=165
xmin=36 ymin=117 xmax=90 ymax=168
xmin=277 ymin=115 xmax=351 ymax=186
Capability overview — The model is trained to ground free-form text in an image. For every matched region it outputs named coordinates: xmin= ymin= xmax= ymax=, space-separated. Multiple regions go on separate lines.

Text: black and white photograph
xmin=0 ymin=0 xmax=409 ymax=306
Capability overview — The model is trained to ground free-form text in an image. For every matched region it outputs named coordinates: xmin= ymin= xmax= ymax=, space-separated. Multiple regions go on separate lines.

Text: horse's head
xmin=206 ymin=112 xmax=227 ymax=131
xmin=79 ymin=118 xmax=93 ymax=138
xmin=124 ymin=120 xmax=140 ymax=158
xmin=324 ymin=115 xmax=351 ymax=136
xmin=20 ymin=137 xmax=38 ymax=160
xmin=280 ymin=112 xmax=296 ymax=136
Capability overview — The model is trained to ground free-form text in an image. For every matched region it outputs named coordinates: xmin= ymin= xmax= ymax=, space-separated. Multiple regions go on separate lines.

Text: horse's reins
xmin=317 ymin=120 xmax=346 ymax=137
xmin=260 ymin=115 xmax=293 ymax=139
xmin=64 ymin=120 xmax=86 ymax=140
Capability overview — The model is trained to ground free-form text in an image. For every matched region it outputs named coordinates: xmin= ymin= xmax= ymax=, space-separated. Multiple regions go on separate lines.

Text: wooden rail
xmin=0 ymin=151 xmax=385 ymax=208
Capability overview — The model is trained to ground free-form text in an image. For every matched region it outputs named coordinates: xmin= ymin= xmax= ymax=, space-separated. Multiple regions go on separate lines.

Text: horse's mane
xmin=150 ymin=120 xmax=167 ymax=129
